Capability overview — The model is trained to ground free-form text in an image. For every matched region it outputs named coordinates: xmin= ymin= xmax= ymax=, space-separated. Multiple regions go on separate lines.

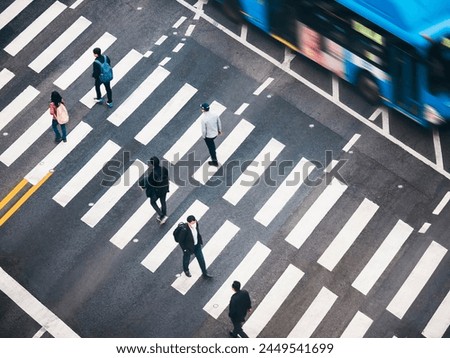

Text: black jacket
xmin=139 ymin=166 xmax=169 ymax=198
xmin=229 ymin=289 xmax=251 ymax=322
xmin=178 ymin=222 xmax=203 ymax=253
xmin=92 ymin=54 xmax=111 ymax=79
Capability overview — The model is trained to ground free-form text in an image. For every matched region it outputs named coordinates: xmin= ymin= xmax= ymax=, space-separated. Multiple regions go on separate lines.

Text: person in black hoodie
xmin=228 ymin=280 xmax=252 ymax=338
xmin=92 ymin=47 xmax=113 ymax=107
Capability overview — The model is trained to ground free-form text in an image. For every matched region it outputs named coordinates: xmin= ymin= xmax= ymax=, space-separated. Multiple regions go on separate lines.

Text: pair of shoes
xmin=94 ymin=98 xmax=104 ymax=103
xmin=107 ymin=102 xmax=113 ymax=108
xmin=208 ymin=161 xmax=219 ymax=167
xmin=184 ymin=270 xmax=191 ymax=277
xmin=229 ymin=331 xmax=237 ymax=338
xmin=62 ymin=138 xmax=67 ymax=142
xmin=159 ymin=215 xmax=168 ymax=225
xmin=202 ymin=273 xmax=213 ymax=279
xmin=55 ymin=137 xmax=62 ymax=143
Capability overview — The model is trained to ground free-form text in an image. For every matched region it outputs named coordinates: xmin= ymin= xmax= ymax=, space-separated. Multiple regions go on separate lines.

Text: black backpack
xmin=173 ymin=222 xmax=187 ymax=242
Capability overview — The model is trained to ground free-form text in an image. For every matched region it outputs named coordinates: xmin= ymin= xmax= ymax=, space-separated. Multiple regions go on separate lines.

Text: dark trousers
xmin=52 ymin=119 xmax=67 ymax=140
xmin=231 ymin=318 xmax=248 ymax=338
xmin=95 ymin=79 xmax=112 ymax=103
xmin=183 ymin=243 xmax=207 ymax=274
xmin=204 ymin=136 xmax=217 ymax=162
xmin=150 ymin=192 xmax=167 ymax=218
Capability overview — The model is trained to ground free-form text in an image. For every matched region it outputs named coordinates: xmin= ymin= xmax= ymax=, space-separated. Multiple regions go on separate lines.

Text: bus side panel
xmin=239 ymin=0 xmax=270 ymax=32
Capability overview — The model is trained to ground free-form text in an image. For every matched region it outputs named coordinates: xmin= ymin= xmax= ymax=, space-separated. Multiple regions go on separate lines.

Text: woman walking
xmin=49 ymin=91 xmax=68 ymax=143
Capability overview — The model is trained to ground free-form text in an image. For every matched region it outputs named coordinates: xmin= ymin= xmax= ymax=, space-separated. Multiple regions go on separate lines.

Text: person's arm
xmin=217 ymin=115 xmax=222 ymax=135
xmin=49 ymin=102 xmax=57 ymax=118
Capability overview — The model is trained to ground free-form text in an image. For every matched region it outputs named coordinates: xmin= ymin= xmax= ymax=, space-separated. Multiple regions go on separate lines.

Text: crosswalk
xmin=0 ymin=0 xmax=448 ymax=338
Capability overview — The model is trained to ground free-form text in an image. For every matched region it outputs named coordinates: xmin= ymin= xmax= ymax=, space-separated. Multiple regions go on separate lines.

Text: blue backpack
xmin=95 ymin=55 xmax=113 ymax=83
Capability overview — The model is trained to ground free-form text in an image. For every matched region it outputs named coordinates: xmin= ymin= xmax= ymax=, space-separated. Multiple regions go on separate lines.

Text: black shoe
xmin=55 ymin=137 xmax=62 ymax=143
xmin=202 ymin=273 xmax=213 ymax=279
xmin=184 ymin=270 xmax=191 ymax=277
xmin=62 ymin=138 xmax=67 ymax=142
xmin=229 ymin=331 xmax=237 ymax=338
xmin=208 ymin=161 xmax=219 ymax=167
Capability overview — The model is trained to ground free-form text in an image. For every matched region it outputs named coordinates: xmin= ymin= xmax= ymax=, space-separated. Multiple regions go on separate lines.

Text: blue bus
xmin=215 ymin=0 xmax=450 ymax=126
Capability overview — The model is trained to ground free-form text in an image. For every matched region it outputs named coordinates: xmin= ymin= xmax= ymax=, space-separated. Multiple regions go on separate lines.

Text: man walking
xmin=176 ymin=215 xmax=212 ymax=279
xmin=92 ymin=47 xmax=113 ymax=108
xmin=200 ymin=102 xmax=222 ymax=166
xmin=139 ymin=156 xmax=169 ymax=224
xmin=228 ymin=281 xmax=252 ymax=338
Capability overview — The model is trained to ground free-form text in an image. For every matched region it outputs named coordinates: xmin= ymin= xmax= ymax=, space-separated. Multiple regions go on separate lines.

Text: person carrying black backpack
xmin=92 ymin=47 xmax=113 ymax=108
xmin=139 ymin=156 xmax=170 ymax=225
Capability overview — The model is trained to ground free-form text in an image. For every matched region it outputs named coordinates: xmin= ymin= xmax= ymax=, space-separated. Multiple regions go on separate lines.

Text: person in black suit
xmin=228 ymin=280 xmax=252 ymax=338
xmin=177 ymin=215 xmax=212 ymax=279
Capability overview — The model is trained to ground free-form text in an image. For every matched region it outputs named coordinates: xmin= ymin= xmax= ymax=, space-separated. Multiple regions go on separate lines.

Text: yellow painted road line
xmin=0 ymin=172 xmax=52 ymax=227
xmin=0 ymin=178 xmax=28 ymax=211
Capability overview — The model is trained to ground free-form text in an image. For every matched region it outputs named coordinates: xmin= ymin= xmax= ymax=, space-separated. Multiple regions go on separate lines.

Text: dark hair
xmin=149 ymin=156 xmax=160 ymax=167
xmin=93 ymin=47 xmax=101 ymax=55
xmin=51 ymin=91 xmax=62 ymax=105
xmin=232 ymin=281 xmax=241 ymax=291
xmin=186 ymin=215 xmax=196 ymax=223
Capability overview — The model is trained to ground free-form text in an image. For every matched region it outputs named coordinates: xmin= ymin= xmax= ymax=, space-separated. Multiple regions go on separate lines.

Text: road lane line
xmin=0 ymin=0 xmax=34 ymax=31
xmin=253 ymin=77 xmax=273 ymax=95
xmin=223 ymin=138 xmax=285 ymax=205
xmin=110 ymin=182 xmax=179 ymax=250
xmin=340 ymin=311 xmax=373 ymax=338
xmin=81 ymin=159 xmax=145 ymax=228
xmin=254 ymin=157 xmax=314 ymax=227
xmin=0 ymin=68 xmax=15 ymax=91
xmin=342 ymin=133 xmax=361 ymax=152
xmin=171 ymin=220 xmax=239 ymax=295
xmin=4 ymin=1 xmax=67 ymax=56
xmin=387 ymin=241 xmax=447 ymax=319
xmin=203 ymin=241 xmax=271 ymax=319
xmin=54 ymin=32 xmax=116 ymax=90
xmin=288 ymin=287 xmax=338 ymax=338
xmin=141 ymin=200 xmax=209 ymax=272
xmin=24 ymin=121 xmax=93 ymax=185
xmin=163 ymin=101 xmax=226 ymax=164
xmin=0 ymin=267 xmax=79 ymax=337
xmin=318 ymin=198 xmax=379 ymax=271
xmin=433 ymin=191 xmax=450 ymax=215
xmin=422 ymin=290 xmax=450 ymax=338
xmin=0 ymin=179 xmax=28 ymax=211
xmin=135 ymin=83 xmax=197 ymax=145
xmin=107 ymin=66 xmax=170 ymax=126
xmin=0 ymin=85 xmax=39 ymax=132
xmin=192 ymin=119 xmax=255 ymax=185
xmin=173 ymin=16 xmax=187 ymax=28
xmin=433 ymin=128 xmax=444 ymax=169
xmin=243 ymin=264 xmax=304 ymax=338
xmin=352 ymin=220 xmax=413 ymax=295
xmin=285 ymin=178 xmax=347 ymax=249
xmin=52 ymin=140 xmax=121 ymax=207
xmin=155 ymin=35 xmax=168 ymax=45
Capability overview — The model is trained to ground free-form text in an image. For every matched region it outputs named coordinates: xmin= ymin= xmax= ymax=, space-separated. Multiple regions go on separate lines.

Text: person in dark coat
xmin=228 ymin=280 xmax=252 ymax=338
xmin=92 ymin=47 xmax=113 ymax=107
xmin=177 ymin=215 xmax=212 ymax=279
xmin=139 ymin=156 xmax=169 ymax=224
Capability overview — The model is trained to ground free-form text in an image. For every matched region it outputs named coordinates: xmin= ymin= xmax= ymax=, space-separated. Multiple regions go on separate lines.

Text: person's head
xmin=200 ymin=103 xmax=210 ymax=112
xmin=232 ymin=280 xmax=241 ymax=292
xmin=186 ymin=215 xmax=196 ymax=228
xmin=149 ymin=156 xmax=160 ymax=167
xmin=51 ymin=91 xmax=62 ymax=105
xmin=93 ymin=47 xmax=101 ymax=57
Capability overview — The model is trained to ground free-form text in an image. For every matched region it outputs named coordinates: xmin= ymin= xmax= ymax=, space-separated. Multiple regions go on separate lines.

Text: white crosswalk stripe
xmin=223 ymin=138 xmax=285 ymax=205
xmin=243 ymin=264 xmax=304 ymax=338
xmin=192 ymin=119 xmax=255 ymax=185
xmin=4 ymin=1 xmax=67 ymax=56
xmin=29 ymin=16 xmax=91 ymax=73
xmin=52 ymin=140 xmax=122 ymax=207
xmin=110 ymin=181 xmax=179 ymax=250
xmin=203 ymin=241 xmax=271 ymax=319
xmin=340 ymin=311 xmax=373 ymax=338
xmin=107 ymin=66 xmax=170 ymax=126
xmin=285 ymin=178 xmax=347 ymax=249
xmin=171 ymin=220 xmax=239 ymax=295
xmin=387 ymin=241 xmax=447 ymax=319
xmin=80 ymin=159 xmax=146 ymax=228
xmin=288 ymin=287 xmax=338 ymax=338
xmin=164 ymin=101 xmax=226 ymax=164
xmin=317 ymin=198 xmax=379 ymax=271
xmin=135 ymin=83 xmax=198 ymax=145
xmin=422 ymin=290 xmax=450 ymax=338
xmin=140 ymin=200 xmax=209 ymax=272
xmin=352 ymin=220 xmax=413 ymax=295
xmin=0 ymin=85 xmax=39 ymax=132
xmin=24 ymin=121 xmax=92 ymax=185
xmin=254 ymin=157 xmax=314 ymax=226
xmin=80 ymin=49 xmax=144 ymax=108
xmin=0 ymin=0 xmax=34 ymax=31
xmin=0 ymin=68 xmax=15 ymax=91
xmin=53 ymin=32 xmax=116 ymax=90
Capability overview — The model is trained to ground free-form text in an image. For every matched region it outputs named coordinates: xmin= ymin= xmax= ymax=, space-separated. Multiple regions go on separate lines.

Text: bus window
xmin=428 ymin=40 xmax=450 ymax=94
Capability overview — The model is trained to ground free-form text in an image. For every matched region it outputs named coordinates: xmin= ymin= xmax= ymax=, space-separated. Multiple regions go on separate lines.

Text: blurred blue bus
xmin=214 ymin=0 xmax=450 ymax=126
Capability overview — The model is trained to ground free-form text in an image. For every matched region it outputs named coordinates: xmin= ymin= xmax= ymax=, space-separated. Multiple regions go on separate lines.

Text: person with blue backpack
xmin=92 ymin=47 xmax=113 ymax=108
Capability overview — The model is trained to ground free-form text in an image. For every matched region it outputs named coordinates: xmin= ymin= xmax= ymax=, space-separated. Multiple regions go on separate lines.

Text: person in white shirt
xmin=200 ymin=102 xmax=222 ymax=167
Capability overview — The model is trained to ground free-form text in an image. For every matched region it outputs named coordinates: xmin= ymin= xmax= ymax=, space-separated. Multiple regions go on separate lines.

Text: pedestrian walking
xmin=200 ymin=102 xmax=222 ymax=166
xmin=139 ymin=156 xmax=169 ymax=224
xmin=174 ymin=215 xmax=212 ymax=279
xmin=92 ymin=47 xmax=113 ymax=108
xmin=228 ymin=280 xmax=252 ymax=338
xmin=49 ymin=91 xmax=68 ymax=143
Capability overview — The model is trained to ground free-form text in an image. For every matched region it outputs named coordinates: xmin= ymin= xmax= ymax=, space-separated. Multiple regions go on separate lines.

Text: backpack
xmin=173 ymin=222 xmax=187 ymax=242
xmin=95 ymin=55 xmax=113 ymax=83
xmin=56 ymin=103 xmax=69 ymax=124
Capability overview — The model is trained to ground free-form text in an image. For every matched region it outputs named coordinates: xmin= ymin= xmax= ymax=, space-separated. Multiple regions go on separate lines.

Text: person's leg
xmin=231 ymin=319 xmax=248 ymax=338
xmin=52 ymin=119 xmax=61 ymax=141
xmin=104 ymin=82 xmax=112 ymax=104
xmin=159 ymin=192 xmax=167 ymax=217
xmin=60 ymin=124 xmax=67 ymax=141
xmin=149 ymin=197 xmax=163 ymax=218
xmin=94 ymin=79 xmax=102 ymax=100
xmin=182 ymin=251 xmax=191 ymax=273
xmin=193 ymin=244 xmax=207 ymax=275
xmin=204 ymin=137 xmax=217 ymax=162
